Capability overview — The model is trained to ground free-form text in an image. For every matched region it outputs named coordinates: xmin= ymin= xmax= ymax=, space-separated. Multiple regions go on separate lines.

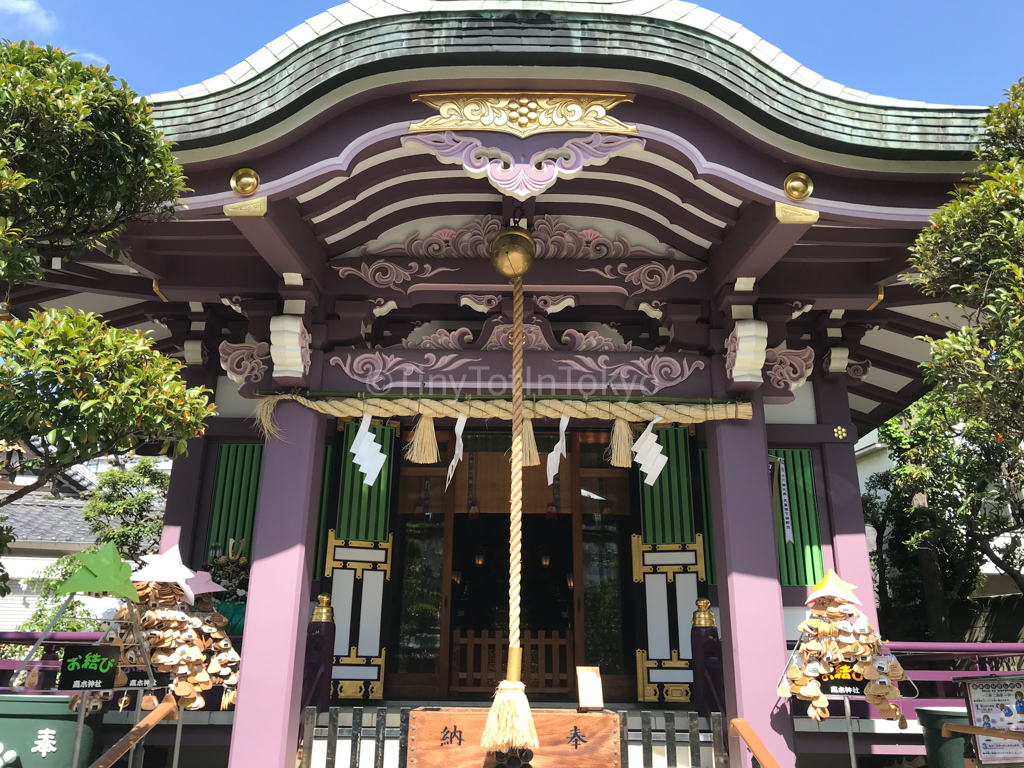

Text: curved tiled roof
xmin=146 ymin=1 xmax=987 ymax=158
xmin=1 ymin=497 xmax=93 ymax=544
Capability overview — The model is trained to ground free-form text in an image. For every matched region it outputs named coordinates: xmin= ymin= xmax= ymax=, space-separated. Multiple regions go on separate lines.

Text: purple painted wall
xmin=706 ymin=391 xmax=796 ymax=768
xmin=227 ymin=402 xmax=327 ymax=768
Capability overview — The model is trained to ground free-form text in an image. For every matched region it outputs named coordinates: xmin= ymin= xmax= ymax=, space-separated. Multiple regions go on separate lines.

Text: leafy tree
xmin=863 ymin=467 xmax=982 ymax=642
xmin=909 ymin=80 xmax=1024 ymax=440
xmin=0 ymin=41 xmax=186 ymax=288
xmin=0 ymin=310 xmax=213 ymax=594
xmin=875 ymin=395 xmax=1024 ymax=638
xmin=83 ymin=458 xmax=167 ymax=566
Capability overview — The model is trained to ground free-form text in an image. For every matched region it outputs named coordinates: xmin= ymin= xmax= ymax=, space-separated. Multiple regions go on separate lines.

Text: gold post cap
xmin=692 ymin=597 xmax=716 ymax=628
xmin=311 ymin=593 xmax=335 ymax=623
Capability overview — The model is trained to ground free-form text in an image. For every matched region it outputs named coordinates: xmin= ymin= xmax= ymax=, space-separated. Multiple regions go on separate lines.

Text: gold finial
xmin=783 ymin=172 xmax=813 ymax=201
xmin=490 ymin=227 xmax=536 ymax=280
xmin=311 ymin=593 xmax=335 ymax=623
xmin=692 ymin=597 xmax=716 ymax=628
xmin=230 ymin=168 xmax=260 ymax=197
xmin=0 ymin=302 xmax=12 ymax=322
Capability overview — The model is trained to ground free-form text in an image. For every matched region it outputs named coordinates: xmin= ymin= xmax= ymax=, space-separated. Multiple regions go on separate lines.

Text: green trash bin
xmin=0 ymin=694 xmax=102 ymax=768
xmin=917 ymin=706 xmax=972 ymax=768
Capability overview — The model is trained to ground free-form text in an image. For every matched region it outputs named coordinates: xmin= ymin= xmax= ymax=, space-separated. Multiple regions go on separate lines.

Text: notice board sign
xmin=818 ymin=662 xmax=868 ymax=698
xmin=407 ymin=708 xmax=620 ymax=768
xmin=58 ymin=644 xmax=119 ymax=691
xmin=964 ymin=676 xmax=1024 ymax=763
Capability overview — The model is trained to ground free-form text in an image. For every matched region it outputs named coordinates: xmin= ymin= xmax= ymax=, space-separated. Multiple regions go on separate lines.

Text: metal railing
xmin=300 ymin=706 xmax=728 ymax=768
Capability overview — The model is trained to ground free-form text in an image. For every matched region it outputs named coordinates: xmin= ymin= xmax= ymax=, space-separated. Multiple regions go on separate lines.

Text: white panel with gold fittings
xmin=632 ymin=533 xmax=706 ymax=702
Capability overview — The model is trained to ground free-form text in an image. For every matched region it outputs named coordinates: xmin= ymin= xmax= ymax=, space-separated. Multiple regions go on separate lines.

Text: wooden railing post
xmin=729 ymin=718 xmax=782 ymax=768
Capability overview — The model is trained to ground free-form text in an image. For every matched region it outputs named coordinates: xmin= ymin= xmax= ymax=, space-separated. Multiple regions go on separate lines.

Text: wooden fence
xmin=450 ymin=629 xmax=574 ymax=694
xmin=299 ymin=706 xmax=727 ymax=768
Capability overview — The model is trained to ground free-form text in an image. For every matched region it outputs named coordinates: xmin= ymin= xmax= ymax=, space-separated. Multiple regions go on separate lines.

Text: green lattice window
xmin=638 ymin=427 xmax=695 ymax=546
xmin=769 ymin=449 xmax=825 ymax=587
xmin=329 ymin=422 xmax=397 ymax=543
xmin=205 ymin=443 xmax=263 ymax=560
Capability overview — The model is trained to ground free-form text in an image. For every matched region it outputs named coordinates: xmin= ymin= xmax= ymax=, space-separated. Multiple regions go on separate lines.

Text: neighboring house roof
xmin=0 ymin=497 xmax=94 ymax=545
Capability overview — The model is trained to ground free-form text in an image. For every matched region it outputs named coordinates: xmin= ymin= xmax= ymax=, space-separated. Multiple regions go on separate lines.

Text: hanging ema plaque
xmin=58 ymin=644 xmax=119 ymax=691
xmin=407 ymin=708 xmax=620 ymax=768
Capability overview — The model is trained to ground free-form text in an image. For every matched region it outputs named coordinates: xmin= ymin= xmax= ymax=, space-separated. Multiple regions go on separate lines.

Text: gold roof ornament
xmin=692 ymin=598 xmax=716 ymax=628
xmin=409 ymin=92 xmax=638 ymax=139
xmin=783 ymin=171 xmax=813 ymax=201
xmin=229 ymin=167 xmax=260 ymax=197
xmin=0 ymin=301 xmax=12 ymax=322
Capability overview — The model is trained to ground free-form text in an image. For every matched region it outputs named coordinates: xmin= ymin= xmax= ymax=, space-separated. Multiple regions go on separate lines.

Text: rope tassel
xmin=480 ymin=273 xmax=539 ymax=752
xmin=522 ymin=417 xmax=540 ymax=467
xmin=608 ymin=418 xmax=633 ymax=468
xmin=404 ymin=413 xmax=439 ymax=464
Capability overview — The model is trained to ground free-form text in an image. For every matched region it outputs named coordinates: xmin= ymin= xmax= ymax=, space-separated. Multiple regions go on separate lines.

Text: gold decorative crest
xmin=409 ymin=91 xmax=638 ymax=138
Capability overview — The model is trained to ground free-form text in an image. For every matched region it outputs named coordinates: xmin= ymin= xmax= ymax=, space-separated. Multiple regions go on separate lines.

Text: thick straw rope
xmin=255 ymin=394 xmax=751 ymax=438
xmin=508 ymin=276 xmax=525 ymax=662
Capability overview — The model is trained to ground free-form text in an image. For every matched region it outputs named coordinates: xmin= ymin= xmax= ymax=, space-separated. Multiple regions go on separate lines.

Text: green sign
xmin=58 ymin=645 xmax=119 ymax=691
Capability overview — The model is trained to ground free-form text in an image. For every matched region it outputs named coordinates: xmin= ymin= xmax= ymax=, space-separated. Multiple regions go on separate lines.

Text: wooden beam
xmin=881 ymin=309 xmax=959 ymax=340
xmin=859 ymin=346 xmax=927 ymax=379
xmin=709 ymin=202 xmax=818 ymax=294
xmin=231 ymin=198 xmax=329 ymax=287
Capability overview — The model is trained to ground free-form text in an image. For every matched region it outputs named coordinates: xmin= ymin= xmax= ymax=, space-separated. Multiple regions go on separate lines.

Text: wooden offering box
xmin=408 ymin=708 xmax=621 ymax=768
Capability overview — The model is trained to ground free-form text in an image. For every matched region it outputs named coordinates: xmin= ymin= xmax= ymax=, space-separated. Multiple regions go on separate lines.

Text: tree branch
xmin=0 ymin=466 xmax=60 ymax=508
xmin=979 ymin=537 xmax=1024 ymax=597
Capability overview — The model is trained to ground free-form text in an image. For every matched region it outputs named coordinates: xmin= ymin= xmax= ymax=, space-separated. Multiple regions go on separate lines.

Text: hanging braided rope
xmin=507 ymin=273 xmax=526 ymax=685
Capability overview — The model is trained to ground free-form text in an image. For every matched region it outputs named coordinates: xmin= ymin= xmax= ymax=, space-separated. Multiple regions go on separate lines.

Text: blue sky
xmin=0 ymin=0 xmax=1021 ymax=106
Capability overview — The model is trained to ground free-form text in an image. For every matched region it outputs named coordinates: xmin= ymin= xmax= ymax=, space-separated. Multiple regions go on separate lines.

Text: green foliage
xmin=83 ymin=459 xmax=167 ymax=566
xmin=0 ymin=516 xmax=12 ymax=598
xmin=909 ymin=80 xmax=1024 ymax=439
xmin=0 ymin=553 xmax=104 ymax=660
xmin=0 ymin=309 xmax=213 ymax=506
xmin=878 ymin=395 xmax=1024 ymax=607
xmin=0 ymin=41 xmax=187 ymax=286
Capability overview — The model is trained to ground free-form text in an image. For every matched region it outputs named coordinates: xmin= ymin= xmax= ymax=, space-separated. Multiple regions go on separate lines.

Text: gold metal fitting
xmin=311 ymin=593 xmax=335 ymax=623
xmin=230 ymin=167 xmax=260 ymax=197
xmin=833 ymin=426 xmax=848 ymax=440
xmin=783 ymin=172 xmax=813 ymax=202
xmin=692 ymin=598 xmax=716 ymax=628
xmin=0 ymin=302 xmax=12 ymax=322
xmin=505 ymin=645 xmax=523 ymax=683
xmin=490 ymin=227 xmax=536 ymax=280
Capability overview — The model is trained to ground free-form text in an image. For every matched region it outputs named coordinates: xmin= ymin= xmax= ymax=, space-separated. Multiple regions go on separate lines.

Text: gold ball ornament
xmin=784 ymin=172 xmax=813 ymax=202
xmin=230 ymin=168 xmax=260 ymax=197
xmin=490 ymin=227 xmax=536 ymax=280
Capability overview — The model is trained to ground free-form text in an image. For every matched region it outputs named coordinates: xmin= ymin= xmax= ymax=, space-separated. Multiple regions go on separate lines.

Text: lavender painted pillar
xmin=706 ymin=391 xmax=796 ymax=768
xmin=814 ymin=374 xmax=879 ymax=626
xmin=158 ymin=436 xmax=207 ymax=559
xmin=227 ymin=403 xmax=327 ymax=768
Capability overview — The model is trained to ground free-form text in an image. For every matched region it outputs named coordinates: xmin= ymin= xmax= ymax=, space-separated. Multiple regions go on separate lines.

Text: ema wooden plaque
xmin=408 ymin=708 xmax=621 ymax=768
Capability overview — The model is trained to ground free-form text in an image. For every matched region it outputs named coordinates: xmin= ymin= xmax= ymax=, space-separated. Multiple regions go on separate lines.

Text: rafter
xmin=708 ymin=202 xmax=817 ymax=294
xmin=231 ymin=198 xmax=329 ymax=287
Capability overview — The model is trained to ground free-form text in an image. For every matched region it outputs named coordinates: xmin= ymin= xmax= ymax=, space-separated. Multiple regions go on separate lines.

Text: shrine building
xmin=7 ymin=2 xmax=987 ymax=766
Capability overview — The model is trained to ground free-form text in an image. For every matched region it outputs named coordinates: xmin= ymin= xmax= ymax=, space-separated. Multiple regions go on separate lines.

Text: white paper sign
xmin=350 ymin=413 xmax=386 ymax=486
xmin=546 ymin=415 xmax=570 ymax=486
xmin=632 ymin=417 xmax=667 ymax=486
xmin=446 ymin=414 xmax=468 ymax=490
xmin=777 ymin=457 xmax=794 ymax=544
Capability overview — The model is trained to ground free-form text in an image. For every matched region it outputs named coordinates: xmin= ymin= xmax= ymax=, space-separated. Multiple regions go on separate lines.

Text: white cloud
xmin=77 ymin=52 xmax=109 ymax=67
xmin=0 ymin=0 xmax=57 ymax=33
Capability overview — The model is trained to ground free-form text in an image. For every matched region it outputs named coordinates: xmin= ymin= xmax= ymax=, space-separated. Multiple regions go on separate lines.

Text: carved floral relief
xmin=402 ymin=132 xmax=645 ymax=201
